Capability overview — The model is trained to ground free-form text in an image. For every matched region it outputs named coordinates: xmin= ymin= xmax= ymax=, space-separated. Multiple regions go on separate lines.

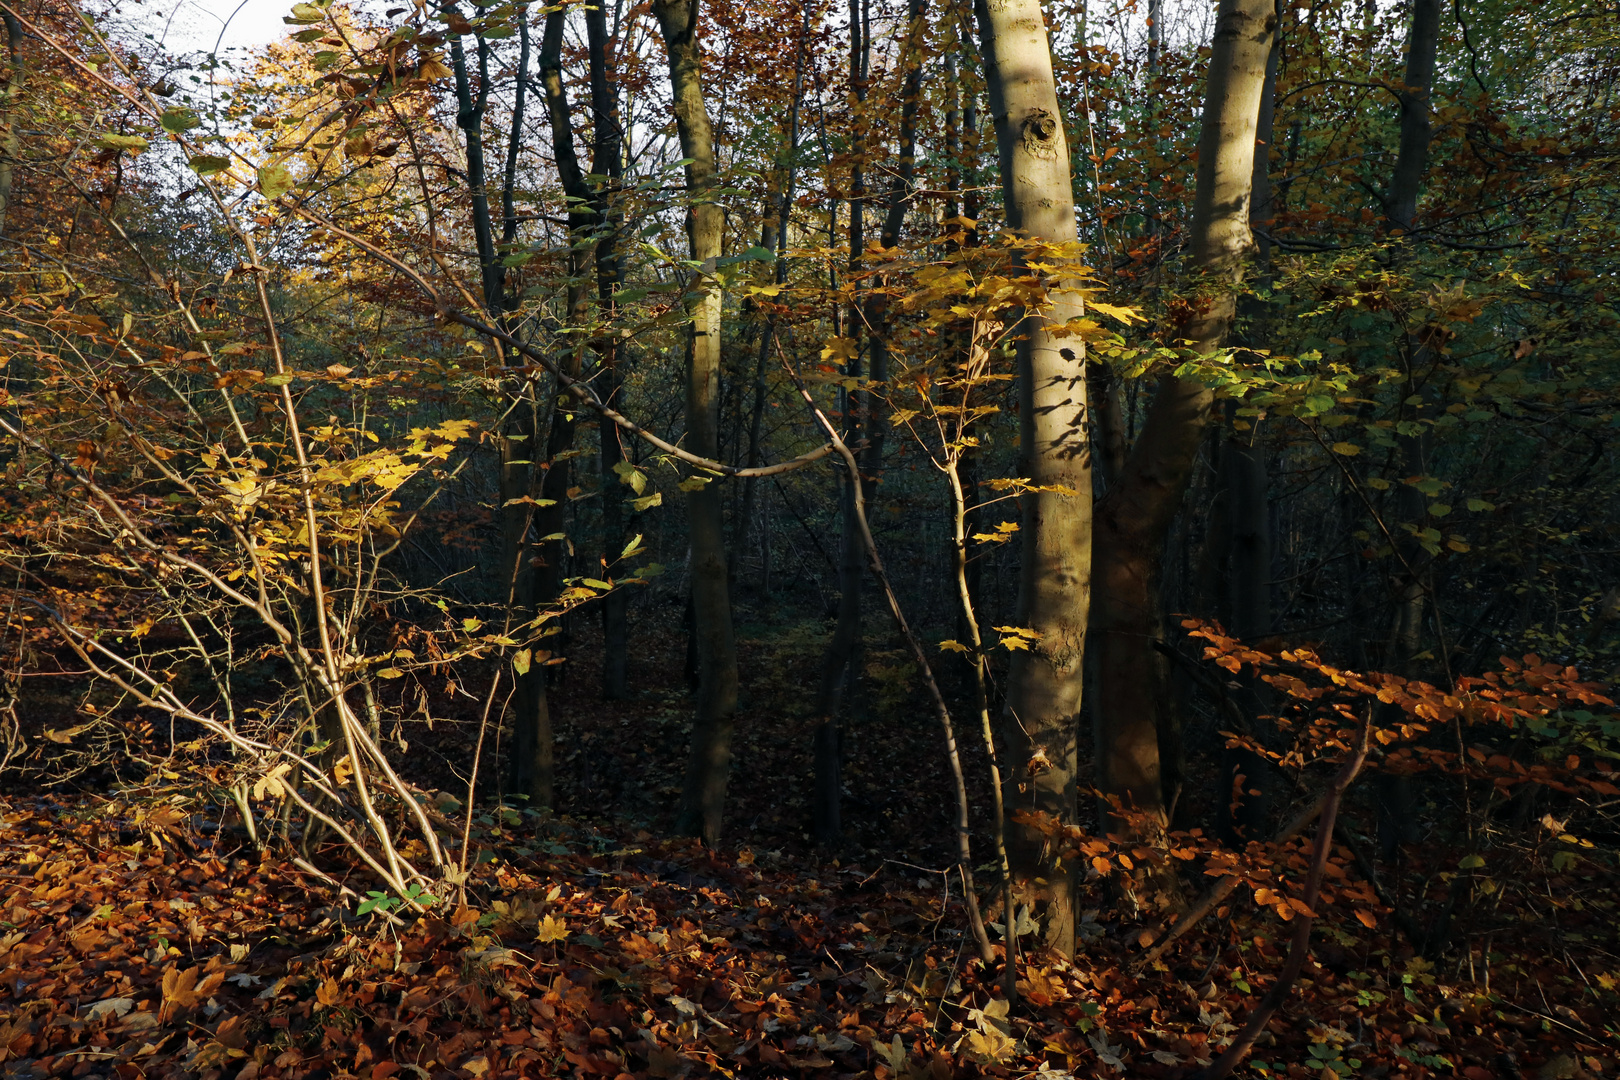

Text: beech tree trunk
xmin=655 ymin=0 xmax=740 ymax=845
xmin=1092 ymin=0 xmax=1274 ymax=844
xmin=974 ymin=0 xmax=1089 ymax=955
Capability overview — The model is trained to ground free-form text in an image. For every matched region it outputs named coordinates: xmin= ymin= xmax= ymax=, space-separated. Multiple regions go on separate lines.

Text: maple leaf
xmin=159 ymin=965 xmax=224 ymax=1021
xmin=537 ymin=914 xmax=568 ymax=943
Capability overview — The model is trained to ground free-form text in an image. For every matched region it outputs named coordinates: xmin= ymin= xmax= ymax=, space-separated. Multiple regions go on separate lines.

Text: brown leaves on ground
xmin=0 ymin=798 xmax=1614 ymax=1080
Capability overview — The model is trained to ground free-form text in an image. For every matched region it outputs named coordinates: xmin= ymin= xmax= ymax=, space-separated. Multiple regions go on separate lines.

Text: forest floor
xmin=2 ymin=604 xmax=1616 ymax=1080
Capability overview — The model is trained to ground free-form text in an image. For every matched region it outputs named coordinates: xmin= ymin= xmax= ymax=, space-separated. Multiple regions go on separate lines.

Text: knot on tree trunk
xmin=1020 ymin=109 xmax=1059 ymax=159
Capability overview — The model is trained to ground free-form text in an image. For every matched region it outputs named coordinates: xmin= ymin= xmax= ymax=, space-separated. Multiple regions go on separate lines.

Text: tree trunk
xmin=655 ymin=0 xmax=739 ymax=845
xmin=737 ymin=4 xmax=808 ymax=597
xmin=1092 ymin=0 xmax=1274 ymax=848
xmin=0 ymin=14 xmax=24 ymax=239
xmin=1385 ymin=0 xmax=1442 ymax=232
xmin=446 ymin=14 xmax=502 ymax=315
xmin=449 ymin=11 xmax=553 ymax=808
xmin=974 ymin=0 xmax=1089 ymax=956
xmin=586 ymin=0 xmax=632 ymax=701
xmin=505 ymin=6 xmax=592 ymax=811
xmin=810 ymin=0 xmax=874 ymax=847
xmin=1227 ymin=6 xmax=1280 ymax=643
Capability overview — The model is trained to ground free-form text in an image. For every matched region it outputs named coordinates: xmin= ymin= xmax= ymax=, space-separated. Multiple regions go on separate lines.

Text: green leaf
xmin=628 ymin=491 xmax=662 ymax=512
xmin=1458 ymin=854 xmax=1485 ymax=869
xmin=1303 ymin=394 xmax=1335 ymax=415
xmin=257 ymin=163 xmax=294 ymax=201
xmin=582 ymin=578 xmax=612 ymax=591
xmin=500 ymin=251 xmax=532 ymax=267
xmin=1465 ymin=498 xmax=1496 ymax=512
xmin=160 ymin=108 xmax=201 ymax=134
xmin=285 ymin=2 xmax=325 ymax=23
xmin=96 ymin=133 xmax=149 ymax=154
xmin=512 ymin=648 xmax=531 ymax=676
xmin=264 ymin=372 xmax=294 ymax=386
xmin=188 ymin=154 xmax=232 ymax=176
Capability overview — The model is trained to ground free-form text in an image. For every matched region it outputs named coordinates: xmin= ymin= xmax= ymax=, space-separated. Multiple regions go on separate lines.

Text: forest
xmin=0 ymin=0 xmax=1616 ymax=1074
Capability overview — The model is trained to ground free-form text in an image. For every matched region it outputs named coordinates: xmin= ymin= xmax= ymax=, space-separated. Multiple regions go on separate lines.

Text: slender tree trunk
xmin=447 ymin=15 xmax=501 ymax=314
xmin=0 ymin=14 xmax=24 ymax=239
xmin=655 ymin=0 xmax=739 ymax=845
xmin=506 ymin=6 xmax=593 ymax=811
xmin=1227 ymin=5 xmax=1280 ymax=644
xmin=1092 ymin=0 xmax=1274 ymax=850
xmin=737 ymin=5 xmax=808 ymax=595
xmin=974 ymin=0 xmax=1089 ymax=956
xmin=1386 ymin=0 xmax=1441 ymax=233
xmin=1382 ymin=0 xmax=1443 ymax=671
xmin=810 ymin=0 xmax=874 ymax=847
xmin=451 ymin=11 xmax=552 ymax=807
xmin=586 ymin=0 xmax=632 ymax=701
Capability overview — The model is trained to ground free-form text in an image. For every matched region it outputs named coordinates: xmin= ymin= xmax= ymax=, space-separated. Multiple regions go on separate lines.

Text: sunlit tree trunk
xmin=1092 ymin=0 xmax=1274 ymax=853
xmin=974 ymin=0 xmax=1089 ymax=955
xmin=1226 ymin=5 xmax=1280 ymax=645
xmin=655 ymin=0 xmax=739 ymax=845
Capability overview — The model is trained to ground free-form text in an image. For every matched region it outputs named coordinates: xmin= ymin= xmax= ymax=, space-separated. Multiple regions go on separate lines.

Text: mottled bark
xmin=974 ymin=0 xmax=1089 ymax=956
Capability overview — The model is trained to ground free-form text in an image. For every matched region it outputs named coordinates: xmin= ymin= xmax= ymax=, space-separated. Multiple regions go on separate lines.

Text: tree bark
xmin=506 ymin=6 xmax=593 ymax=811
xmin=585 ymin=0 xmax=632 ymax=702
xmin=446 ymin=13 xmax=501 ymax=315
xmin=450 ymin=10 xmax=553 ymax=808
xmin=0 ymin=13 xmax=24 ymax=239
xmin=1385 ymin=0 xmax=1442 ymax=232
xmin=655 ymin=0 xmax=739 ymax=845
xmin=737 ymin=2 xmax=808 ymax=598
xmin=1092 ymin=0 xmax=1274 ymax=846
xmin=974 ymin=0 xmax=1089 ymax=956
xmin=810 ymin=0 xmax=874 ymax=847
